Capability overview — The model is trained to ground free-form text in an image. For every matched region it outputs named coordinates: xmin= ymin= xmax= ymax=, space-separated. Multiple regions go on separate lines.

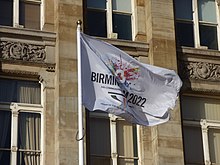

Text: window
xmin=0 ymin=0 xmax=42 ymax=30
xmin=86 ymin=111 xmax=138 ymax=165
xmin=175 ymin=0 xmax=220 ymax=50
xmin=0 ymin=78 xmax=43 ymax=165
xmin=84 ymin=0 xmax=133 ymax=40
xmin=181 ymin=96 xmax=220 ymax=165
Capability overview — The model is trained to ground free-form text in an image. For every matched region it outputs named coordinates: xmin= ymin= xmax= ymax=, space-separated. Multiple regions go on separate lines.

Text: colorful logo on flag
xmin=105 ymin=55 xmax=147 ymax=109
xmin=106 ymin=55 xmax=140 ymax=87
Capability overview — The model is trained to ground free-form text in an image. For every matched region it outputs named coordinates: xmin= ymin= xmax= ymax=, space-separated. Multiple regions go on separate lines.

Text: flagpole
xmin=77 ymin=20 xmax=84 ymax=165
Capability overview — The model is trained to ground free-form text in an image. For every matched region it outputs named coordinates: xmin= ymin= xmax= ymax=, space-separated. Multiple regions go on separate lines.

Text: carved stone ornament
xmin=0 ymin=41 xmax=46 ymax=62
xmin=181 ymin=61 xmax=220 ymax=81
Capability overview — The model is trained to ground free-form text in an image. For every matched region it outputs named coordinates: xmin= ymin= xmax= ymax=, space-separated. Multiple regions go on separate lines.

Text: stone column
xmin=54 ymin=0 xmax=83 ymax=164
xmin=134 ymin=0 xmax=147 ymax=42
xmin=142 ymin=0 xmax=185 ymax=164
xmin=201 ymin=120 xmax=211 ymax=165
xmin=40 ymin=70 xmax=56 ymax=165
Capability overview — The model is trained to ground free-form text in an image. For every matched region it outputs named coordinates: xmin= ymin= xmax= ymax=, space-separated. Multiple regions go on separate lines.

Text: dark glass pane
xmin=176 ymin=22 xmax=194 ymax=47
xmin=113 ymin=13 xmax=132 ymax=40
xmin=17 ymin=151 xmax=25 ymax=165
xmin=133 ymin=126 xmax=138 ymax=165
xmin=174 ymin=0 xmax=193 ymax=20
xmin=88 ymin=116 xmax=111 ymax=165
xmin=199 ymin=25 xmax=218 ymax=50
xmin=0 ymin=150 xmax=10 ymax=164
xmin=86 ymin=10 xmax=107 ymax=37
xmin=0 ymin=111 xmax=11 ymax=148
xmin=87 ymin=0 xmax=106 ymax=9
xmin=90 ymin=157 xmax=110 ymax=165
xmin=183 ymin=126 xmax=204 ymax=164
xmin=0 ymin=79 xmax=17 ymax=102
xmin=0 ymin=111 xmax=11 ymax=164
xmin=19 ymin=1 xmax=40 ymax=30
xmin=0 ymin=0 xmax=13 ymax=26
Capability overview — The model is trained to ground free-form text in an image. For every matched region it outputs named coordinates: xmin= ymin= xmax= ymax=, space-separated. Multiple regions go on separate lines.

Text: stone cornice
xmin=0 ymin=26 xmax=56 ymax=71
xmin=0 ymin=59 xmax=56 ymax=72
xmin=178 ymin=47 xmax=220 ymax=81
xmin=0 ymin=69 xmax=39 ymax=79
xmin=178 ymin=47 xmax=220 ymax=94
xmin=190 ymin=87 xmax=220 ymax=94
xmin=182 ymin=80 xmax=220 ymax=96
xmin=177 ymin=46 xmax=220 ymax=61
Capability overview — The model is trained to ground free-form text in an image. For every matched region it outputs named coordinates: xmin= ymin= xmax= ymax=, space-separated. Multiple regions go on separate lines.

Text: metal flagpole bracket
xmin=75 ymin=128 xmax=85 ymax=141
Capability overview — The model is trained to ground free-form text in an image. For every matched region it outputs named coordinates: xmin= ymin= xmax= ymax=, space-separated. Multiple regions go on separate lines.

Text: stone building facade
xmin=0 ymin=0 xmax=219 ymax=165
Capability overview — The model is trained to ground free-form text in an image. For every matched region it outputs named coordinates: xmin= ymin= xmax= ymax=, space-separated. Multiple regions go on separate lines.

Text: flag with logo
xmin=80 ymin=33 xmax=182 ymax=126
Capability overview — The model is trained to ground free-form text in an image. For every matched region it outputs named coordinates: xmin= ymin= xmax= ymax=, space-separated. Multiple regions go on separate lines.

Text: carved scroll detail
xmin=0 ymin=41 xmax=46 ymax=62
xmin=180 ymin=62 xmax=220 ymax=81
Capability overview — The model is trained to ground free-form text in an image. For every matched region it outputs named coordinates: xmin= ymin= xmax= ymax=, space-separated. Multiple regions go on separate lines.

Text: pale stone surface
xmin=54 ymin=0 xmax=82 ymax=164
xmin=4 ymin=0 xmax=219 ymax=164
xmin=142 ymin=0 xmax=185 ymax=164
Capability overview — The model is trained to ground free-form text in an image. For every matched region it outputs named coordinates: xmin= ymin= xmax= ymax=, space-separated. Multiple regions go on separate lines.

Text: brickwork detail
xmin=0 ymin=41 xmax=46 ymax=62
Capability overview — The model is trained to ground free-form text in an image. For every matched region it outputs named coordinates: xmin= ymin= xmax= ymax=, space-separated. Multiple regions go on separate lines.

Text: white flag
xmin=80 ymin=33 xmax=182 ymax=126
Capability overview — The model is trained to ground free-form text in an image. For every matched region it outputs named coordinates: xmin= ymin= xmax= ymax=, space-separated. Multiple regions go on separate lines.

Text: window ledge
xmin=0 ymin=102 xmax=43 ymax=111
xmin=0 ymin=26 xmax=56 ymax=71
xmin=0 ymin=25 xmax=56 ymax=45
xmin=177 ymin=46 xmax=220 ymax=59
xmin=177 ymin=46 xmax=220 ymax=95
xmin=97 ymin=37 xmax=149 ymax=57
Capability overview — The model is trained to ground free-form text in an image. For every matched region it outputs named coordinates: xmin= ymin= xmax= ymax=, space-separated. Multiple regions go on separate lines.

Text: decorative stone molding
xmin=0 ymin=69 xmax=39 ymax=76
xmin=190 ymin=88 xmax=220 ymax=94
xmin=10 ymin=103 xmax=19 ymax=116
xmin=46 ymin=64 xmax=56 ymax=72
xmin=11 ymin=146 xmax=18 ymax=152
xmin=0 ymin=41 xmax=46 ymax=62
xmin=180 ymin=61 xmax=220 ymax=81
xmin=200 ymin=119 xmax=208 ymax=130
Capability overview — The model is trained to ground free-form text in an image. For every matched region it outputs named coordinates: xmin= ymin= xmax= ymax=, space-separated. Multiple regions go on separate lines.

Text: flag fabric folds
xmin=80 ymin=33 xmax=182 ymax=126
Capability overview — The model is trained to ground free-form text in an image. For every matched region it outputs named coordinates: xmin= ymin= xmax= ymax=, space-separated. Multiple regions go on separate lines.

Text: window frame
xmin=84 ymin=0 xmax=135 ymax=41
xmin=0 ymin=79 xmax=44 ymax=165
xmin=175 ymin=0 xmax=220 ymax=50
xmin=86 ymin=111 xmax=139 ymax=165
xmin=0 ymin=0 xmax=44 ymax=30
xmin=183 ymin=119 xmax=220 ymax=165
xmin=181 ymin=96 xmax=220 ymax=165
